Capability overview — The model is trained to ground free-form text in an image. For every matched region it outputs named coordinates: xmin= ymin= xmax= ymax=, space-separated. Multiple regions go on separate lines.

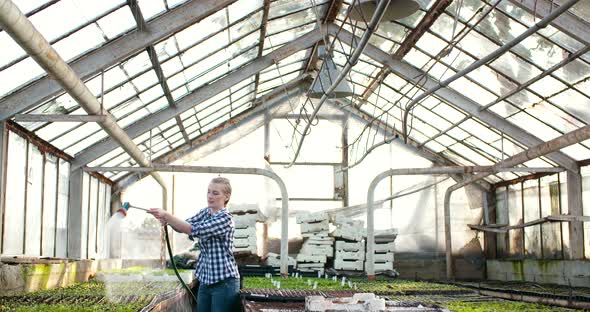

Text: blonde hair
xmin=211 ymin=177 xmax=231 ymax=205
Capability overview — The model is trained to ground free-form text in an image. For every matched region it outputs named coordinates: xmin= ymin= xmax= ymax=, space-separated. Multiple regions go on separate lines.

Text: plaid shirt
xmin=186 ymin=207 xmax=239 ymax=285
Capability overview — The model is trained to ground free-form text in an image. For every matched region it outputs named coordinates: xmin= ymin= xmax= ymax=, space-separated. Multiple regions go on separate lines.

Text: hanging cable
xmin=286 ymin=0 xmax=393 ymax=167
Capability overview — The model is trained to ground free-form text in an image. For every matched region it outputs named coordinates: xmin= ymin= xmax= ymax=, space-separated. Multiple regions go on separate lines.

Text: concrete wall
xmin=0 ymin=258 xmax=166 ymax=294
xmin=0 ymin=259 xmax=95 ymax=294
xmin=395 ymin=258 xmax=485 ymax=281
xmin=487 ymin=259 xmax=590 ymax=287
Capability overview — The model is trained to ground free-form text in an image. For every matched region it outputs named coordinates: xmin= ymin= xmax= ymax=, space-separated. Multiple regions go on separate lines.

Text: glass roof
xmin=1 ymin=0 xmax=588 ymax=184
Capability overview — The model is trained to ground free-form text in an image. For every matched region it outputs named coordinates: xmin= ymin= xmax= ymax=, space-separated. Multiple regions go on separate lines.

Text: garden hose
xmin=164 ymin=224 xmax=198 ymax=303
xmin=121 ymin=202 xmax=198 ymax=303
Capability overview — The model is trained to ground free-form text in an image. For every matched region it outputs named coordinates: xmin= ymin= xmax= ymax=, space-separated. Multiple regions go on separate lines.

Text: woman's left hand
xmin=147 ymin=208 xmax=168 ymax=225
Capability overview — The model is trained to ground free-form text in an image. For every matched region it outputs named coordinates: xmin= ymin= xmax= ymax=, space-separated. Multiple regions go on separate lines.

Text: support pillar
xmin=67 ymin=168 xmax=84 ymax=258
xmin=341 ymin=117 xmax=349 ymax=207
xmin=0 ymin=121 xmax=8 ymax=254
xmin=566 ymin=170 xmax=584 ymax=259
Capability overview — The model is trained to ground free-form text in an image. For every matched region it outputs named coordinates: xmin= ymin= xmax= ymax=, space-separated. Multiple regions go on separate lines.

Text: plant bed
xmin=0 ymin=280 xmax=183 ymax=311
xmin=241 ymin=277 xmax=581 ymax=311
xmin=243 ymin=276 xmax=470 ymax=294
xmin=95 ymin=266 xmax=193 ymax=284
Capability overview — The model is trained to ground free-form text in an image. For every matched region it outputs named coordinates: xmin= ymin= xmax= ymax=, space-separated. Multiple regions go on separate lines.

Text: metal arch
xmin=85 ymin=165 xmax=291 ymax=277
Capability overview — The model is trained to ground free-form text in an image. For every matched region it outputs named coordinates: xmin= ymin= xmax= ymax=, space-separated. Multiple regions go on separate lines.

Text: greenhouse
xmin=0 ymin=0 xmax=589 ymax=311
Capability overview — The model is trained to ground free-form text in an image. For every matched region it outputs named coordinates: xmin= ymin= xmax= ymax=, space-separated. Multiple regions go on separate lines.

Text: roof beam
xmin=330 ymin=24 xmax=579 ymax=172
xmin=146 ymin=46 xmax=191 ymax=144
xmin=508 ymin=0 xmax=589 ymax=45
xmin=251 ymin=0 xmax=271 ymax=97
xmin=359 ymin=0 xmax=453 ymax=104
xmin=128 ymin=0 xmax=190 ymax=145
xmin=0 ymin=0 xmax=238 ymax=121
xmin=13 ymin=114 xmax=106 ymax=122
xmin=72 ymin=24 xmax=325 ymax=168
xmin=114 ymin=78 xmax=310 ymax=190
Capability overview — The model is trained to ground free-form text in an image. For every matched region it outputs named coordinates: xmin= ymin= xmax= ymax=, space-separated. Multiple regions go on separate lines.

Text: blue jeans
xmin=196 ymin=277 xmax=240 ymax=312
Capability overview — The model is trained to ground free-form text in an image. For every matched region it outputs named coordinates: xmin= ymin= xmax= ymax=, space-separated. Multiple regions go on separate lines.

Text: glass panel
xmin=507 ymin=184 xmax=523 ymax=258
xmin=0 ymin=31 xmax=26 ymax=68
xmin=56 ymin=160 xmax=69 ymax=258
xmin=53 ymin=124 xmax=105 ymax=153
xmin=523 ymin=179 xmax=541 ymax=258
xmin=228 ymin=0 xmax=263 ymax=23
xmin=52 ymin=25 xmax=106 ymax=63
xmin=137 ymin=0 xmax=166 ymax=21
xmin=25 ymin=144 xmax=43 ymax=256
xmin=549 ymin=89 xmax=590 ymax=124
xmin=13 ymin=0 xmax=56 ymax=15
xmin=507 ymin=112 xmax=561 ymax=141
xmin=88 ymin=177 xmax=99 ymax=258
xmin=0 ymin=57 xmax=44 ymax=98
xmin=496 ymin=187 xmax=508 ymax=257
xmin=64 ymin=130 xmax=108 ymax=155
xmin=3 ymin=132 xmax=27 ymax=255
xmin=42 ymin=154 xmax=58 ymax=257
xmin=264 ymin=23 xmax=316 ymax=50
xmin=558 ymin=172 xmax=570 ymax=257
xmin=80 ymin=173 xmax=90 ymax=259
xmin=267 ymin=6 xmax=324 ymax=35
xmin=540 ymin=174 xmax=562 ymax=259
xmin=96 ymin=178 xmax=110 ymax=259
xmin=28 ymin=0 xmax=116 ymax=42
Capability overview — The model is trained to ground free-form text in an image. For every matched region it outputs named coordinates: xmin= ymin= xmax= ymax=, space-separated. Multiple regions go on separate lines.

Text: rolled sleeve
xmin=186 ymin=208 xmax=209 ymax=241
xmin=190 ymin=213 xmax=231 ymax=241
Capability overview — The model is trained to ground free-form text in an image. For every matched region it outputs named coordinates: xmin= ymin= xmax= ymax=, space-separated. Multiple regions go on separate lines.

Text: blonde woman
xmin=148 ymin=177 xmax=240 ymax=311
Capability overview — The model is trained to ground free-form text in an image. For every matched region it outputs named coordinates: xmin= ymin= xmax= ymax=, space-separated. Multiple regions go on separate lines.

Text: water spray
xmin=117 ymin=202 xmax=197 ymax=303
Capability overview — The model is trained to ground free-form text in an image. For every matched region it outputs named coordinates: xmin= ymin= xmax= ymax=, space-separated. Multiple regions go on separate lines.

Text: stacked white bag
xmin=366 ymin=229 xmax=398 ymax=272
xmin=230 ymin=204 xmax=262 ymax=254
xmin=332 ymin=217 xmax=365 ymax=271
xmin=265 ymin=252 xmax=296 ymax=268
xmin=296 ymin=212 xmax=333 ymax=274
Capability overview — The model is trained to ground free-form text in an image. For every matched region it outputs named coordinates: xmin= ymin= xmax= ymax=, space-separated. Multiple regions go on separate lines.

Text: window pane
xmin=42 ymin=155 xmax=58 ymax=257
xmin=3 ymin=132 xmax=27 ymax=255
xmin=24 ymin=144 xmax=43 ymax=256
xmin=56 ymin=160 xmax=69 ymax=258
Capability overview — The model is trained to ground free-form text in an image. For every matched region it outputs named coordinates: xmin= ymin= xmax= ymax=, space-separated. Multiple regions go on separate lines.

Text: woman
xmin=148 ymin=177 xmax=240 ymax=312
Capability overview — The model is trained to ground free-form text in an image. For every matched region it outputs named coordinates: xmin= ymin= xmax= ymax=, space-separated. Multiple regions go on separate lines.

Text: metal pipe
xmin=287 ymin=0 xmax=392 ymax=167
xmin=366 ymin=165 xmax=564 ymax=279
xmin=0 ymin=0 xmax=166 ymax=188
xmin=401 ymin=0 xmax=581 ymax=143
xmin=85 ymin=165 xmax=291 ymax=276
xmin=443 ymin=123 xmax=590 ymax=279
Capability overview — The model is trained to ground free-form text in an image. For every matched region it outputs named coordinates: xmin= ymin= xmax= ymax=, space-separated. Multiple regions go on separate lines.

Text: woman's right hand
xmin=147 ymin=208 xmax=168 ymax=225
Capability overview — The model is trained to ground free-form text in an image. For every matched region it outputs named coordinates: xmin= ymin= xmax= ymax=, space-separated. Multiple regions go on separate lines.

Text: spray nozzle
xmin=120 ymin=202 xmax=149 ymax=212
